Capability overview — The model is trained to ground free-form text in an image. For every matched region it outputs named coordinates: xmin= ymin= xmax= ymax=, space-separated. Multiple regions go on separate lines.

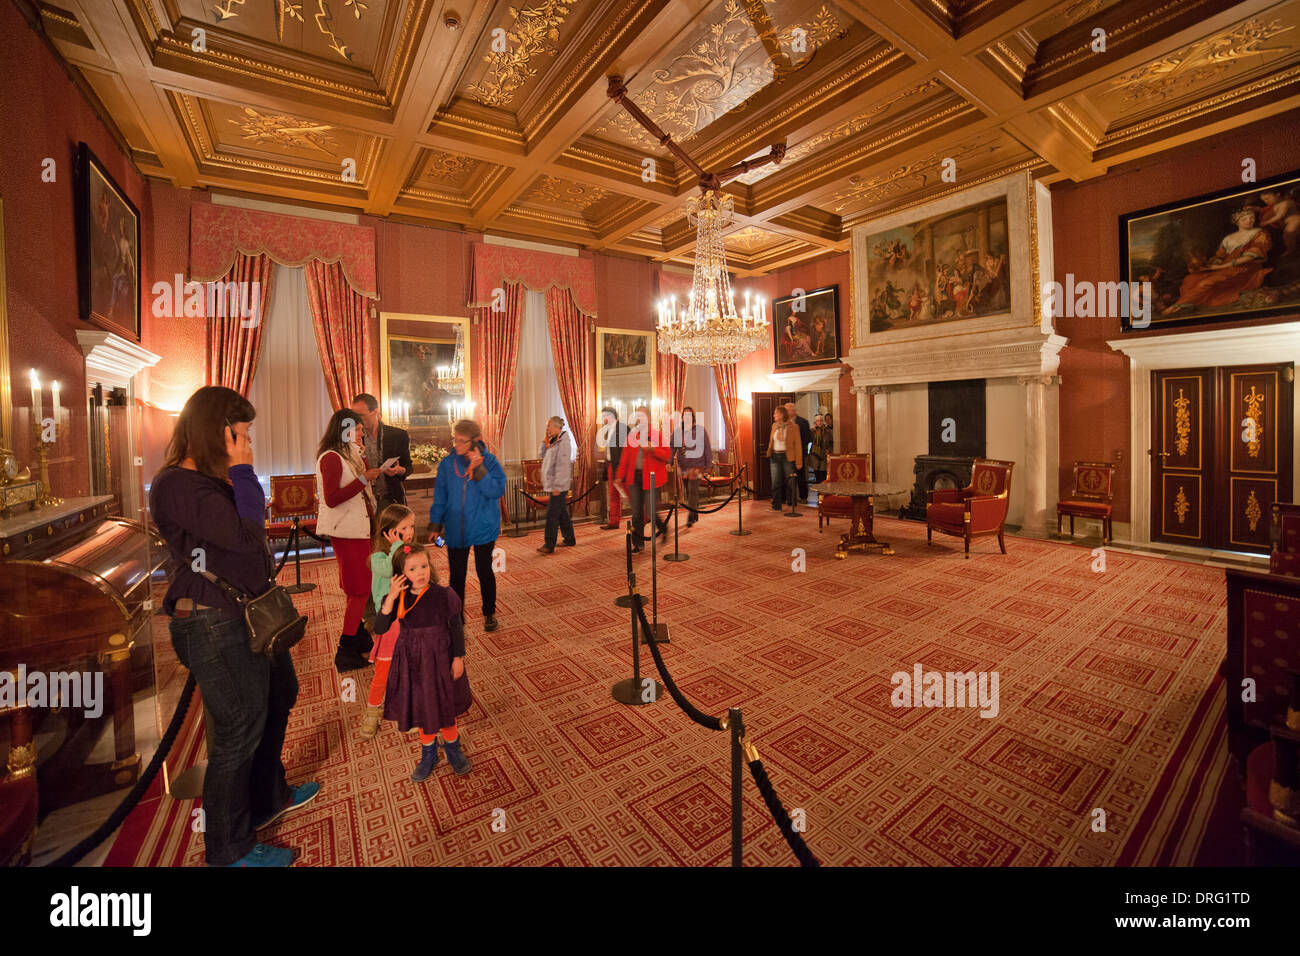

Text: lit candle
xmin=29 ymin=369 xmax=41 ymax=424
xmin=51 ymin=381 xmax=60 ymax=424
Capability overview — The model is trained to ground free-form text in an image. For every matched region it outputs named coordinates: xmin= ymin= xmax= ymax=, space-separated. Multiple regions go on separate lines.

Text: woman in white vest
xmin=316 ymin=408 xmax=380 ymax=672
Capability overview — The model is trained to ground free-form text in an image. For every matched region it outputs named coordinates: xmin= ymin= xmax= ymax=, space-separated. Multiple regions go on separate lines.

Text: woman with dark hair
xmin=764 ymin=404 xmax=802 ymax=513
xmin=672 ymin=406 xmax=712 ymax=528
xmin=150 ymin=386 xmax=317 ymax=868
xmin=316 ymin=409 xmax=380 ymax=672
xmin=428 ymin=419 xmax=507 ymax=632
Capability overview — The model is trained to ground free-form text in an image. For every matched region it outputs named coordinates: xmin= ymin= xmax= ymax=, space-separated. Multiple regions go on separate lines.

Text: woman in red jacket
xmin=615 ymin=406 xmax=673 ymax=553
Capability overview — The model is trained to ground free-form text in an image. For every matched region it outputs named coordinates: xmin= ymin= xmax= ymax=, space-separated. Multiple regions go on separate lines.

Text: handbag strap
xmin=199 ymin=569 xmax=273 ymax=607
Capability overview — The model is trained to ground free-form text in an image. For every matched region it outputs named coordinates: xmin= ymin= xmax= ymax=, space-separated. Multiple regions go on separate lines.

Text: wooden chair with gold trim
xmin=818 ymin=454 xmax=871 ymax=533
xmin=1057 ymin=460 xmax=1116 ymax=543
xmin=1272 ymin=502 xmax=1300 ymax=577
xmin=926 ymin=458 xmax=1015 ymax=558
xmin=520 ymin=458 xmax=547 ymax=529
xmin=267 ymin=473 xmax=320 ymax=594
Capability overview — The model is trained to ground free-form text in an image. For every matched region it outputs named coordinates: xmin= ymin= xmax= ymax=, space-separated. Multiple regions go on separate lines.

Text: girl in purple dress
xmin=373 ymin=543 xmax=473 ymax=780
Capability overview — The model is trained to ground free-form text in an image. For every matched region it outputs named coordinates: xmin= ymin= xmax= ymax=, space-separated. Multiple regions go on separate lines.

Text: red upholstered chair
xmin=520 ymin=459 xmax=547 ymax=527
xmin=1057 ymin=461 xmax=1116 ymax=542
xmin=702 ymin=450 xmax=737 ymax=501
xmin=1240 ymin=671 xmax=1300 ymax=863
xmin=926 ymin=458 xmax=1015 ymax=558
xmin=818 ymin=454 xmax=871 ymax=533
xmin=266 ymin=474 xmax=320 ymax=592
xmin=1272 ymin=502 xmax=1300 ymax=577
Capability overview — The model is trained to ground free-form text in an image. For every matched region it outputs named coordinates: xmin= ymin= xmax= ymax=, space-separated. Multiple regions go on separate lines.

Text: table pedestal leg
xmin=836 ymin=496 xmax=894 ymax=558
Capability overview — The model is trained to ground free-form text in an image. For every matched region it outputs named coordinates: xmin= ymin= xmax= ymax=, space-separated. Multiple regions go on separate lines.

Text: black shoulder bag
xmin=200 ymin=571 xmax=308 ymax=657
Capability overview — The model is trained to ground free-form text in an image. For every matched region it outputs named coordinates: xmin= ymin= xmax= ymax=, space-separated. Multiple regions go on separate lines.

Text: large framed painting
xmin=76 ymin=142 xmax=140 ymax=340
xmin=1119 ymin=169 xmax=1300 ymax=331
xmin=602 ymin=332 xmax=647 ymax=370
xmin=772 ymin=284 xmax=839 ymax=369
xmin=865 ymin=195 xmax=1010 ymax=334
xmin=379 ymin=313 xmax=473 ymax=438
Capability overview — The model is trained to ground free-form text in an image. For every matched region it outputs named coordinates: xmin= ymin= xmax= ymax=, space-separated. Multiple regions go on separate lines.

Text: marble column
xmin=869 ymin=385 xmax=889 ymax=484
xmin=851 ymin=384 xmax=871 ymax=465
xmin=1017 ymin=374 xmax=1060 ymax=537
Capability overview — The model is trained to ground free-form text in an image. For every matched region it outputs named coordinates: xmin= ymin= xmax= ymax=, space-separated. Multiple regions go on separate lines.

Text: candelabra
xmin=32 ymin=418 xmax=63 ymax=509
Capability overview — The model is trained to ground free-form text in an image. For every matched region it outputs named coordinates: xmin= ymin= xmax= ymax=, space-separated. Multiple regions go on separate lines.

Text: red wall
xmin=1050 ymin=109 xmax=1300 ymax=523
xmin=0 ymin=1 xmax=147 ymax=498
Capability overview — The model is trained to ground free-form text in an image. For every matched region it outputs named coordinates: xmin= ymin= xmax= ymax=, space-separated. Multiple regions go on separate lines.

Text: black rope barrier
xmin=517 ymin=481 xmax=600 ymax=508
xmin=48 ymin=672 xmax=199 ymax=867
xmin=747 ymin=755 xmax=822 ymax=868
xmin=674 ymin=484 xmax=740 ymax=515
xmin=631 ymin=598 xmax=722 ymax=731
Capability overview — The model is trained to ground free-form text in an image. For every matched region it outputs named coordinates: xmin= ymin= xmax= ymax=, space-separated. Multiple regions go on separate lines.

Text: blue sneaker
xmin=254 ymin=782 xmax=321 ymax=829
xmin=225 ymin=843 xmax=293 ymax=867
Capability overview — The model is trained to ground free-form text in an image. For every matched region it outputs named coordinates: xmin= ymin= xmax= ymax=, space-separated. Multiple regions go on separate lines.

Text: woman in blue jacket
xmin=429 ymin=419 xmax=506 ymax=632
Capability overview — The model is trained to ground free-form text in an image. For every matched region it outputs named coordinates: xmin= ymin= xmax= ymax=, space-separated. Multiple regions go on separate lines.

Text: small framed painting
xmin=1119 ymin=168 xmax=1300 ymax=331
xmin=772 ymin=284 xmax=839 ymax=370
xmin=76 ymin=142 xmax=140 ymax=340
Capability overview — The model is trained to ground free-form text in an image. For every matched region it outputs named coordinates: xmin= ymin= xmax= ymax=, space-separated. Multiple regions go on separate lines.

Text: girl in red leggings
xmin=359 ymin=504 xmax=414 ymax=740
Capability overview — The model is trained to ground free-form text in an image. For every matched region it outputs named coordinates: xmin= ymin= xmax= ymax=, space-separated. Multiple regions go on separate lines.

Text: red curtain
xmin=205 ymin=252 xmax=273 ymax=396
xmin=545 ymin=287 xmax=596 ymax=512
xmin=304 ymin=259 xmax=373 ymax=409
xmin=657 ymin=349 xmax=687 ymax=418
xmin=472 ymin=281 xmax=525 ymax=453
xmin=714 ymin=362 xmax=739 ymax=461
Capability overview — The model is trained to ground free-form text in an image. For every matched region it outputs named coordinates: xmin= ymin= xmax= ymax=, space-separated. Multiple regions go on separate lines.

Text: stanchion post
xmin=730 ymin=464 xmax=752 ymax=537
xmin=506 ymin=487 xmax=530 ymax=537
xmin=664 ymin=464 xmax=689 ymax=562
xmin=730 ymin=706 xmax=744 ymax=867
xmin=784 ymin=469 xmax=802 ymax=517
xmin=284 ymin=517 xmax=317 ymax=594
xmin=612 ymin=529 xmax=662 ymax=705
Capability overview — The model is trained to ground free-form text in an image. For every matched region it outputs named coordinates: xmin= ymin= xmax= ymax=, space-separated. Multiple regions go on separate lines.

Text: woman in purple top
xmin=149 ymin=386 xmax=318 ymax=868
xmin=672 ymin=406 xmax=713 ymax=527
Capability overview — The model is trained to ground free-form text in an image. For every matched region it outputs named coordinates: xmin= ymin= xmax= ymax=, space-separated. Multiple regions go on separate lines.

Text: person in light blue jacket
xmin=428 ymin=419 xmax=506 ymax=632
xmin=536 ymin=415 xmax=576 ymax=554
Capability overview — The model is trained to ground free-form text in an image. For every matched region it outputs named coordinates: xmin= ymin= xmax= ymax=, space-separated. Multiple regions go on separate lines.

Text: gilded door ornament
xmin=1246 ymin=490 xmax=1262 ymax=532
xmin=1173 ymin=388 xmax=1191 ymax=457
xmin=1244 ymin=385 xmax=1264 ymax=458
xmin=1174 ymin=486 xmax=1190 ymax=523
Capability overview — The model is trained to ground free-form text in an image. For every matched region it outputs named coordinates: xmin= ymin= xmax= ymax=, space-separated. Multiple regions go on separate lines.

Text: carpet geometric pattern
xmin=104 ymin=505 xmax=1229 ymax=866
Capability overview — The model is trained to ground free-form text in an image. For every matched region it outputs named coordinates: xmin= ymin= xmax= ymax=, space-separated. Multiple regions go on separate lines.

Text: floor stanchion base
xmin=505 ymin=527 xmax=531 ymax=538
xmin=640 ymin=622 xmax=670 ymax=645
xmin=728 ymin=529 xmax=754 ymax=536
xmin=663 ymin=552 xmax=690 ymax=562
xmin=614 ymin=594 xmax=647 ymax=609
xmin=284 ymin=583 xmax=317 ymax=594
xmin=612 ymin=677 xmax=665 ymax=705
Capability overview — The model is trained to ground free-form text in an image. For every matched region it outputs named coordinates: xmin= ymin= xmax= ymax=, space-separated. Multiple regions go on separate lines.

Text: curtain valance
xmin=468 ymin=242 xmax=597 ymax=317
xmin=190 ymin=204 xmax=378 ymax=299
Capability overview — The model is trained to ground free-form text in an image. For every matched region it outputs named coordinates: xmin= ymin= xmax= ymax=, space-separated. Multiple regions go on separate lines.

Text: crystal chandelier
xmin=437 ymin=327 xmax=466 ymax=396
xmin=656 ymin=191 xmax=768 ymax=366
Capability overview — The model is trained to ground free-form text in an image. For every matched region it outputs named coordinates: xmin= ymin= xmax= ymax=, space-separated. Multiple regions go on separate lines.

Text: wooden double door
xmin=751 ymin=391 xmax=795 ymax=498
xmin=1152 ymin=363 xmax=1294 ymax=553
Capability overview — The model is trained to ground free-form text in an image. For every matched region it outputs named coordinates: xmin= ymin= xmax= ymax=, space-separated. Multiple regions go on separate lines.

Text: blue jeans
xmin=543 ymin=489 xmax=576 ymax=547
xmin=769 ymin=453 xmax=794 ymax=508
xmin=169 ymin=608 xmax=298 ymax=865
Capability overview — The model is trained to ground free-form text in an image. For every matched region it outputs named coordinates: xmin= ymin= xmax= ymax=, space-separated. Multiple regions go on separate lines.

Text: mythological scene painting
xmin=77 ymin=143 xmax=140 ymax=338
xmin=385 ymin=335 xmax=456 ymax=427
xmin=773 ymin=285 xmax=839 ymax=369
xmin=603 ymin=332 xmax=647 ymax=370
xmin=1121 ymin=169 xmax=1300 ymax=330
xmin=867 ymin=196 xmax=1010 ymax=333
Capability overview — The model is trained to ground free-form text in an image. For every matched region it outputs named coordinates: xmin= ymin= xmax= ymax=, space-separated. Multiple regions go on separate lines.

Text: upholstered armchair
xmin=925 ymin=458 xmax=1015 ymax=558
xmin=1057 ymin=461 xmax=1116 ymax=542
xmin=818 ymin=454 xmax=871 ymax=533
xmin=521 ymin=458 xmax=547 ymax=526
xmin=1272 ymin=502 xmax=1300 ymax=577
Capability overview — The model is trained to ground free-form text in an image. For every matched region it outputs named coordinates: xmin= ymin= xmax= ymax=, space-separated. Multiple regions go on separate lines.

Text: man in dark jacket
xmin=352 ymin=393 xmax=413 ymax=512
xmin=598 ymin=406 xmax=629 ymax=530
xmin=785 ymin=402 xmax=814 ymax=502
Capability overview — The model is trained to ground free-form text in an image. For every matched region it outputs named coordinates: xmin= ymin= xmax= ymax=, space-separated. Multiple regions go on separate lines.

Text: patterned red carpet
xmin=105 ymin=504 xmax=1229 ymax=866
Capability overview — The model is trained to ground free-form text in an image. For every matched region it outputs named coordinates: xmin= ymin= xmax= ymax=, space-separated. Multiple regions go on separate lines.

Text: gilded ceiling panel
xmin=460 ymin=0 xmax=587 ymax=109
xmin=1092 ymin=15 xmax=1298 ymax=122
xmin=518 ymin=173 xmax=612 ymax=212
xmin=589 ymin=0 xmax=850 ymax=152
xmin=183 ymin=0 xmax=393 ymax=66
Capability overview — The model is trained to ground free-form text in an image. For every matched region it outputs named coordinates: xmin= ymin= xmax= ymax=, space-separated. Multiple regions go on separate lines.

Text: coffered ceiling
xmin=25 ymin=0 xmax=1300 ymax=275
